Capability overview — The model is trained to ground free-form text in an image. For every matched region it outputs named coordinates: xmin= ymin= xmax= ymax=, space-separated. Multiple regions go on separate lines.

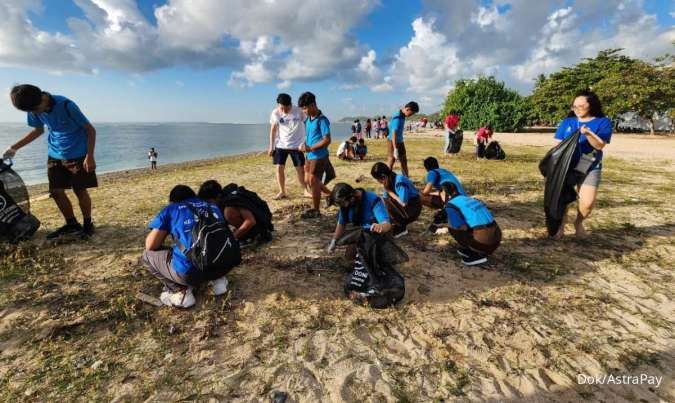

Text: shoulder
xmin=597 ymin=117 xmax=612 ymax=127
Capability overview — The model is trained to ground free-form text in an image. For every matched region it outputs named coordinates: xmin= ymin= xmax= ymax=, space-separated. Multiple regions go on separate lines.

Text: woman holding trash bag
xmin=551 ymin=90 xmax=612 ymax=240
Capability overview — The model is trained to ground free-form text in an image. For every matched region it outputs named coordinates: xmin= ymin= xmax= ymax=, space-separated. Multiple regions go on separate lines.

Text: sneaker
xmin=461 ymin=251 xmax=488 ymax=266
xmin=239 ymin=237 xmax=255 ymax=249
xmin=300 ymin=209 xmax=320 ymax=219
xmin=393 ymin=226 xmax=408 ymax=239
xmin=209 ymin=276 xmax=229 ymax=296
xmin=456 ymin=248 xmax=471 ymax=258
xmin=160 ymin=288 xmax=196 ymax=308
xmin=46 ymin=223 xmax=83 ymax=240
xmin=82 ymin=221 xmax=95 ymax=237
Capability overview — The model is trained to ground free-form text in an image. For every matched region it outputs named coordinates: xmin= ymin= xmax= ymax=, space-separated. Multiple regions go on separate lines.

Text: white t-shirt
xmin=336 ymin=141 xmax=348 ymax=156
xmin=148 ymin=151 xmax=157 ymax=162
xmin=270 ymin=106 xmax=305 ymax=149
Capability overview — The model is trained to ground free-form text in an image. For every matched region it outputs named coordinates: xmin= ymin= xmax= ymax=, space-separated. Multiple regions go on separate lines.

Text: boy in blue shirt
xmin=440 ymin=183 xmax=501 ymax=266
xmin=298 ymin=92 xmax=335 ymax=218
xmin=143 ymin=185 xmax=231 ymax=308
xmin=3 ymin=84 xmax=97 ymax=239
xmin=355 ymin=138 xmax=368 ymax=160
xmin=420 ymin=156 xmax=466 ymax=209
xmin=370 ymin=162 xmax=421 ymax=238
xmin=326 ymin=183 xmax=391 ymax=253
xmin=387 ymin=101 xmax=419 ymax=177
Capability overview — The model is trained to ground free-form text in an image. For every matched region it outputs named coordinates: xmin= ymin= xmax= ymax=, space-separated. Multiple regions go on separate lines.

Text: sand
xmin=1 ymin=131 xmax=673 ymax=402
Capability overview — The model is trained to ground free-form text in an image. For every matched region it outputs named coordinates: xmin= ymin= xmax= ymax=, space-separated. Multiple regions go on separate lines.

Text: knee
xmin=73 ymin=188 xmax=89 ymax=198
xmin=49 ymin=189 xmax=66 ymax=198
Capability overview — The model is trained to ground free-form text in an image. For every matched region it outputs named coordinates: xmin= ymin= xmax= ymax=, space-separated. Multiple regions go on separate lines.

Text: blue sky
xmin=0 ymin=0 xmax=672 ymax=123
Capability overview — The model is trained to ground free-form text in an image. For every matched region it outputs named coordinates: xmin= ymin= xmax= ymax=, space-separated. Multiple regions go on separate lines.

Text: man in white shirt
xmin=268 ymin=93 xmax=307 ymax=200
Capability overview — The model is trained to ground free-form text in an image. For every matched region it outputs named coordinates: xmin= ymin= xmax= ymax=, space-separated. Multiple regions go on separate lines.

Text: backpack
xmin=220 ymin=184 xmax=274 ymax=232
xmin=485 ymin=141 xmax=506 ymax=160
xmin=0 ymin=161 xmax=40 ymax=243
xmin=181 ymin=203 xmax=241 ymax=279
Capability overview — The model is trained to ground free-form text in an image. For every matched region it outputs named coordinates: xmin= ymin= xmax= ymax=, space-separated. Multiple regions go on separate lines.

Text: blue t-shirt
xmin=387 ymin=111 xmax=405 ymax=144
xmin=148 ymin=198 xmax=224 ymax=275
xmin=27 ymin=95 xmax=91 ymax=160
xmin=445 ymin=207 xmax=467 ymax=229
xmin=554 ymin=117 xmax=612 ymax=170
xmin=383 ymin=174 xmax=419 ymax=205
xmin=426 ymin=168 xmax=466 ymax=195
xmin=356 ymin=145 xmax=367 ymax=155
xmin=337 ymin=191 xmax=390 ymax=228
xmin=305 ymin=114 xmax=331 ymax=160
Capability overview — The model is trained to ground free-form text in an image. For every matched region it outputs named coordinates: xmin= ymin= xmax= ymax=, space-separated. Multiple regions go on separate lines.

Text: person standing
xmin=268 ymin=93 xmax=307 ymax=200
xmin=444 ymin=112 xmax=461 ymax=156
xmin=298 ymin=92 xmax=335 ymax=218
xmin=3 ymin=84 xmax=97 ymax=238
xmin=386 ymin=102 xmax=419 ymax=177
xmin=148 ymin=147 xmax=158 ymax=170
xmin=551 ymin=90 xmax=612 ymax=240
xmin=365 ymin=118 xmax=372 ymax=139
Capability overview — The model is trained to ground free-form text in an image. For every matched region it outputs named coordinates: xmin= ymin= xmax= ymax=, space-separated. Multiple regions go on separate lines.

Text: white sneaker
xmin=210 ymin=276 xmax=229 ymax=296
xmin=160 ymin=288 xmax=196 ymax=308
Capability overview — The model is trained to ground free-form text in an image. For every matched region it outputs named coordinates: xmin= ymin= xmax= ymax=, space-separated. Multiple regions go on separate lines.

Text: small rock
xmin=24 ymin=387 xmax=36 ymax=397
xmin=90 ymin=360 xmax=103 ymax=370
xmin=271 ymin=391 xmax=288 ymax=403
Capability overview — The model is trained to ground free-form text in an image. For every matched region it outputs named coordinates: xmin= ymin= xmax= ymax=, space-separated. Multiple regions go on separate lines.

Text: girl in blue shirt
xmin=551 ymin=90 xmax=612 ymax=240
xmin=370 ymin=162 xmax=422 ymax=238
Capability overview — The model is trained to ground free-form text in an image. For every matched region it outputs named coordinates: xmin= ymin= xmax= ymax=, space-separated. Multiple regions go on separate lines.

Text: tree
xmin=442 ymin=76 xmax=529 ymax=132
xmin=529 ymin=48 xmax=675 ymax=131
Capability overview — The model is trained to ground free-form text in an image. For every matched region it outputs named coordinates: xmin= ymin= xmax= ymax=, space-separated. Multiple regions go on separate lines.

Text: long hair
xmin=567 ymin=90 xmax=605 ymax=118
xmin=371 ymin=162 xmax=396 ymax=191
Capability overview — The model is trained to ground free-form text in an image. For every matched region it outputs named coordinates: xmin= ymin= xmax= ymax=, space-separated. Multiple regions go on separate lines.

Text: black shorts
xmin=273 ymin=148 xmax=305 ymax=167
xmin=47 ymin=156 xmax=98 ymax=192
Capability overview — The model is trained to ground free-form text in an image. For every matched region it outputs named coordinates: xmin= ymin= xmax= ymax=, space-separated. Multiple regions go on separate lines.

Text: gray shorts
xmin=577 ymin=168 xmax=601 ymax=188
xmin=142 ymin=248 xmax=190 ymax=291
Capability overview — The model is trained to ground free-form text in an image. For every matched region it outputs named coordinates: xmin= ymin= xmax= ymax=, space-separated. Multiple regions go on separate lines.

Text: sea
xmin=0 ymin=122 xmax=353 ymax=185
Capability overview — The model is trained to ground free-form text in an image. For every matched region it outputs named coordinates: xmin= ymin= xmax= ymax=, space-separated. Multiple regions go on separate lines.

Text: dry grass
xmin=1 ymin=135 xmax=673 ymax=402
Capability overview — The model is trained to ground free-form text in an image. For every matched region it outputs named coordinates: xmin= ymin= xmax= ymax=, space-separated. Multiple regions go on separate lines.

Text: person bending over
xmin=143 ymin=185 xmax=231 ymax=308
xmin=370 ymin=162 xmax=421 ymax=238
xmin=440 ymin=183 xmax=501 ymax=266
xmin=326 ymin=183 xmax=391 ymax=253
xmin=420 ymin=156 xmax=467 ymax=209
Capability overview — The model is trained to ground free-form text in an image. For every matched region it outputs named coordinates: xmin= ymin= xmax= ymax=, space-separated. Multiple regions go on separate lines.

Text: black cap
xmin=328 ymin=183 xmax=354 ymax=206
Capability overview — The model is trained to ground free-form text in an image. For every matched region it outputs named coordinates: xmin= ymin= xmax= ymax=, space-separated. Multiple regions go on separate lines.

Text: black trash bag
xmin=0 ymin=161 xmax=40 ymax=243
xmin=539 ymin=131 xmax=580 ymax=236
xmin=446 ymin=130 xmax=463 ymax=154
xmin=485 ymin=141 xmax=506 ymax=160
xmin=343 ymin=230 xmax=408 ymax=309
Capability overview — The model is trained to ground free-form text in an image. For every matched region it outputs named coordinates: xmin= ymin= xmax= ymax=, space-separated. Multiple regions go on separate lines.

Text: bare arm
xmin=332 ymin=222 xmax=345 ymax=241
xmin=387 ymin=189 xmax=405 ymax=207
xmin=145 ymin=229 xmax=168 ymax=250
xmin=580 ymin=126 xmax=606 ymax=150
xmin=309 ymin=134 xmax=331 ymax=151
xmin=11 ymin=127 xmax=45 ymax=151
xmin=268 ymin=122 xmax=278 ymax=155
xmin=83 ymin=124 xmax=96 ymax=172
xmin=233 ymin=208 xmax=257 ymax=240
xmin=421 ymin=183 xmax=434 ymax=196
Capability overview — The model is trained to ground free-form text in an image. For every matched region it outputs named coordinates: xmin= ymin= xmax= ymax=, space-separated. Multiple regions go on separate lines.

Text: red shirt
xmin=476 ymin=127 xmax=492 ymax=141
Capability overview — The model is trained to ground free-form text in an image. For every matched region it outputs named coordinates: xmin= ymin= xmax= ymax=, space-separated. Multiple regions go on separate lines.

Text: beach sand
xmin=1 ymin=131 xmax=673 ymax=402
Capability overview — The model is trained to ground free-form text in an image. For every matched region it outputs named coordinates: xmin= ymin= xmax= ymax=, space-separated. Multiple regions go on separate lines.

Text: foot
xmin=46 ymin=223 xmax=83 ymax=240
xmin=272 ymin=192 xmax=287 ymax=200
xmin=300 ymin=209 xmax=321 ymax=219
xmin=393 ymin=226 xmax=408 ymax=239
xmin=574 ymin=221 xmax=589 ymax=239
xmin=461 ymin=250 xmax=488 ymax=266
xmin=209 ymin=276 xmax=229 ymax=296
xmin=303 ymin=190 xmax=313 ymax=198
xmin=160 ymin=288 xmax=196 ymax=308
xmin=551 ymin=226 xmax=565 ymax=240
xmin=456 ymin=248 xmax=471 ymax=258
xmin=82 ymin=221 xmax=95 ymax=237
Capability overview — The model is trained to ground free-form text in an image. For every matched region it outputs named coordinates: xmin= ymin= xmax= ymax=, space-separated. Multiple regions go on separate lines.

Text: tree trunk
xmin=647 ymin=118 xmax=655 ymax=135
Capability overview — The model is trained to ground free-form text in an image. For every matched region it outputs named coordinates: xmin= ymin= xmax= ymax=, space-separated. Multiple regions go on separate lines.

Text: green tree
xmin=442 ymin=76 xmax=529 ymax=131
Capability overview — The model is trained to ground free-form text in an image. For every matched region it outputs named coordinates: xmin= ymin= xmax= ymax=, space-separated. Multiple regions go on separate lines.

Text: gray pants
xmin=142 ymin=248 xmax=190 ymax=291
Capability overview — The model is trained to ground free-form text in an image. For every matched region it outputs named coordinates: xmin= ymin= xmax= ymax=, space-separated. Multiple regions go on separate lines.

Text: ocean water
xmin=0 ymin=122 xmax=352 ymax=185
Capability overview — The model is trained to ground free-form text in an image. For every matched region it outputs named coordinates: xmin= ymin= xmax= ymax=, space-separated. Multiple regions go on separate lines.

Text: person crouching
xmin=440 ymin=182 xmax=501 ymax=266
xmin=370 ymin=162 xmax=421 ymax=238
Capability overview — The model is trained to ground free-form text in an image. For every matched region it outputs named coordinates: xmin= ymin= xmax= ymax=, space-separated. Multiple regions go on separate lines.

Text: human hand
xmin=299 ymin=143 xmax=307 ymax=153
xmin=83 ymin=154 xmax=96 ymax=172
xmin=370 ymin=223 xmax=383 ymax=233
xmin=579 ymin=125 xmax=592 ymax=136
xmin=268 ymin=148 xmax=274 ymax=157
xmin=326 ymin=239 xmax=337 ymax=253
xmin=2 ymin=147 xmax=16 ymax=160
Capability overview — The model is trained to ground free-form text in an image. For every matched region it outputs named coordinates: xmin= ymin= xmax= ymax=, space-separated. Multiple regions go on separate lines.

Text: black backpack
xmin=220 ymin=184 xmax=274 ymax=232
xmin=0 ymin=161 xmax=40 ymax=243
xmin=485 ymin=141 xmax=506 ymax=160
xmin=180 ymin=203 xmax=240 ymax=281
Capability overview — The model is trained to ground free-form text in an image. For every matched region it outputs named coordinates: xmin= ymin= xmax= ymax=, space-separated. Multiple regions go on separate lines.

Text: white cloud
xmin=276 ymin=80 xmax=291 ymax=89
xmin=471 ymin=6 xmax=500 ymax=29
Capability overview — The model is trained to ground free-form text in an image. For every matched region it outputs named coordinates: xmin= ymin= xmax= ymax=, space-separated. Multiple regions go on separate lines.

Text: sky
xmin=0 ymin=0 xmax=672 ymax=123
